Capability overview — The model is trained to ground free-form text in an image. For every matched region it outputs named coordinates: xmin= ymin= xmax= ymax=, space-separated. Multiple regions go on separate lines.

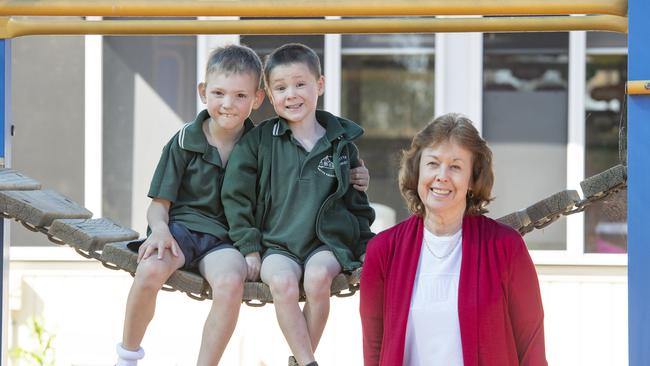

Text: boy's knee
xmin=134 ymin=261 xmax=174 ymax=291
xmin=268 ymin=274 xmax=300 ymax=301
xmin=209 ymin=272 xmax=245 ymax=297
xmin=303 ymin=267 xmax=334 ymax=299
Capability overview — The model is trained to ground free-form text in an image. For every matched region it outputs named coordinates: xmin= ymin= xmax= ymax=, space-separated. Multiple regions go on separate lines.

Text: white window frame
xmin=85 ymin=16 xmax=103 ymax=219
xmin=531 ymin=31 xmax=627 ymax=266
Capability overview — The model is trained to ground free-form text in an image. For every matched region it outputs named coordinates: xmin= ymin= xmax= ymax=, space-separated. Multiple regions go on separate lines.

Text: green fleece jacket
xmin=222 ymin=110 xmax=375 ymax=271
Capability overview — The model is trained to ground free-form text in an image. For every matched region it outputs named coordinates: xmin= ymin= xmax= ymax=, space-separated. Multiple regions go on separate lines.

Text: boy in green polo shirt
xmin=114 ymin=45 xmax=264 ymax=366
xmin=222 ymin=43 xmax=375 ymax=366
xmin=115 ymin=44 xmax=370 ymax=366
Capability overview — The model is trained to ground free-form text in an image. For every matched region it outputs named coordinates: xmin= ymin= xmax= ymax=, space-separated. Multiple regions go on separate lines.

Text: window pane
xmin=584 ymin=53 xmax=627 ymax=253
xmin=483 ymin=32 xmax=569 ymax=251
xmin=103 ymin=36 xmax=197 ymax=227
xmin=341 ymin=34 xmax=435 ymax=222
xmin=341 ymin=53 xmax=434 ymax=138
xmin=343 ymin=33 xmax=435 ymax=49
xmin=586 ymin=32 xmax=627 ymax=49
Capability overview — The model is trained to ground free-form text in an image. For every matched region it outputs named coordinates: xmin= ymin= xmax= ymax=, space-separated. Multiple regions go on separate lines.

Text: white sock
xmin=116 ymin=343 xmax=145 ymax=366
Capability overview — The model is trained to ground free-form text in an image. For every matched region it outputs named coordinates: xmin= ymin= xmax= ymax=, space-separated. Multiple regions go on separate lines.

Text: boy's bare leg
xmin=196 ymin=248 xmax=247 ymax=366
xmin=261 ymin=254 xmax=315 ymax=365
xmin=302 ymin=250 xmax=341 ymax=351
xmin=122 ymin=251 xmax=185 ymax=350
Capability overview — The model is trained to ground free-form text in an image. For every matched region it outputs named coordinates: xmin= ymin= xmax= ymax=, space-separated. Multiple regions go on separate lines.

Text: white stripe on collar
xmin=273 ymin=121 xmax=280 ymax=136
xmin=178 ymin=123 xmax=190 ymax=149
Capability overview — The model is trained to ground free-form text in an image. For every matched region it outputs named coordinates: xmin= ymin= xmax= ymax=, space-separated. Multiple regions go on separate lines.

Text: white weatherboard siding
xmin=8 ymin=263 xmax=627 ymax=365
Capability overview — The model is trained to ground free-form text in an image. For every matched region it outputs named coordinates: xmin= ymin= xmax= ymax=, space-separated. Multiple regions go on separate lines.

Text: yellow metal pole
xmin=627 ymin=81 xmax=650 ymax=95
xmin=0 ymin=15 xmax=628 ymax=39
xmin=0 ymin=0 xmax=628 ymax=17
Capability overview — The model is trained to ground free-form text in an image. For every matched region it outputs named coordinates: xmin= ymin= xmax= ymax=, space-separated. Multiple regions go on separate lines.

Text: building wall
xmin=6 ymin=31 xmax=629 ymax=364
xmin=7 ymin=261 xmax=627 ymax=366
xmin=9 ymin=35 xmax=85 ymax=248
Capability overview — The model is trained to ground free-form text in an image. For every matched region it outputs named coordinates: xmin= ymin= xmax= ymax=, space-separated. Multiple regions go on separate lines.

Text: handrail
xmin=627 ymin=81 xmax=650 ymax=95
xmin=0 ymin=15 xmax=628 ymax=39
xmin=0 ymin=0 xmax=628 ymax=17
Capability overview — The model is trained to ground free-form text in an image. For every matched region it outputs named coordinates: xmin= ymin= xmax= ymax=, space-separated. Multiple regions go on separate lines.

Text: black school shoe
xmin=288 ymin=356 xmax=318 ymax=366
xmin=288 ymin=356 xmax=299 ymax=366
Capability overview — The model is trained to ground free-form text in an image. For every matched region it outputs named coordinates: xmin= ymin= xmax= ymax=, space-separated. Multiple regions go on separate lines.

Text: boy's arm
xmin=138 ymin=198 xmax=180 ymax=262
xmin=344 ymin=144 xmax=376 ymax=259
xmin=139 ymin=133 xmax=188 ymax=262
xmin=222 ymin=132 xmax=264 ymax=257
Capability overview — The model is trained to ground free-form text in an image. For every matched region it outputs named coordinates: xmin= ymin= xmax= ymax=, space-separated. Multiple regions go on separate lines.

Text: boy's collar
xmin=180 ymin=109 xmax=254 ymax=153
xmin=272 ymin=110 xmax=346 ymax=142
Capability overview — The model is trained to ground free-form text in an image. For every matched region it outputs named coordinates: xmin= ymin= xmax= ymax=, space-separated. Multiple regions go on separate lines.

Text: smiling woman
xmin=359 ymin=113 xmax=547 ymax=366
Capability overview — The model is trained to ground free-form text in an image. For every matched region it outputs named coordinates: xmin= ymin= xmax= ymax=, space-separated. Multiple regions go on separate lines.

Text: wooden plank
xmin=0 ymin=189 xmax=92 ymax=227
xmin=526 ymin=190 xmax=580 ymax=223
xmin=101 ymin=241 xmax=138 ymax=273
xmin=48 ymin=218 xmax=139 ymax=253
xmin=0 ymin=168 xmax=41 ymax=190
xmin=497 ymin=210 xmax=532 ymax=232
xmin=580 ymin=164 xmax=627 ymax=198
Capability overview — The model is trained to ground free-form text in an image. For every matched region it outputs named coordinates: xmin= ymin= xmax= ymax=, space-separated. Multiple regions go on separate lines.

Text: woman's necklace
xmin=423 ymin=232 xmax=461 ymax=260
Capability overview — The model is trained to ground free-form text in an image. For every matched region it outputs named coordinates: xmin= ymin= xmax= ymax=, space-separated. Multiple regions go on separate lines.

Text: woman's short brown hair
xmin=399 ymin=113 xmax=494 ymax=217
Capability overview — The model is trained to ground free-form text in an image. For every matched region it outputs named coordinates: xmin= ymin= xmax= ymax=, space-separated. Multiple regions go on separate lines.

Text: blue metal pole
xmin=628 ymin=0 xmax=650 ymax=364
xmin=0 ymin=38 xmax=9 ymax=364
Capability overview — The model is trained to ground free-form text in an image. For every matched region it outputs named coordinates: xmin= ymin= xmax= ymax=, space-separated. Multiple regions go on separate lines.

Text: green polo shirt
xmin=262 ymin=118 xmax=342 ymax=259
xmin=148 ymin=109 xmax=254 ymax=239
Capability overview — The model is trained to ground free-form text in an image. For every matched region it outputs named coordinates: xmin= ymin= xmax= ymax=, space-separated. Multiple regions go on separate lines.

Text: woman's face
xmin=417 ymin=139 xmax=473 ymax=219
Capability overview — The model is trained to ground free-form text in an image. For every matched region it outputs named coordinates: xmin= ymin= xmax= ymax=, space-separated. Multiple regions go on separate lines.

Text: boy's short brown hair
xmin=205 ymin=44 xmax=263 ymax=88
xmin=263 ymin=43 xmax=321 ymax=87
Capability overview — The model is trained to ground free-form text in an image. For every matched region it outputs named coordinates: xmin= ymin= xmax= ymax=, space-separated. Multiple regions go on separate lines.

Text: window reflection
xmin=341 ymin=34 xmax=435 ymax=221
xmin=483 ymin=32 xmax=569 ymax=251
xmin=584 ymin=43 xmax=627 ymax=254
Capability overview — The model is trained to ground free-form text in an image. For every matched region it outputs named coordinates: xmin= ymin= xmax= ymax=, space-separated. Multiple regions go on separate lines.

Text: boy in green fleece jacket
xmin=222 ymin=43 xmax=375 ymax=366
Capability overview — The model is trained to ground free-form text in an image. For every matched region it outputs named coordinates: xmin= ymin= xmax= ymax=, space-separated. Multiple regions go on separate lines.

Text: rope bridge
xmin=0 ymin=164 xmax=627 ymax=306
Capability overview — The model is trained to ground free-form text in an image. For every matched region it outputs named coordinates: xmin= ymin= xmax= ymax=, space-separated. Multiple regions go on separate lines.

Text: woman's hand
xmin=245 ymin=251 xmax=262 ymax=281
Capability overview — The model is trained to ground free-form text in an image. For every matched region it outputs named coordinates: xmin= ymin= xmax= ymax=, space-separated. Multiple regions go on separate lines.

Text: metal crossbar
xmin=0 ymin=15 xmax=628 ymax=38
xmin=0 ymin=0 xmax=629 ymax=17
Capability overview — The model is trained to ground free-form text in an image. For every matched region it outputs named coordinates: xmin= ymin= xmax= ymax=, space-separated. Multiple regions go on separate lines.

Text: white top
xmin=403 ymin=228 xmax=464 ymax=366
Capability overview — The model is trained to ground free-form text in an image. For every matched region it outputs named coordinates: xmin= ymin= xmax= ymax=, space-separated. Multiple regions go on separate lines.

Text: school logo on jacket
xmin=317 ymin=154 xmax=349 ymax=177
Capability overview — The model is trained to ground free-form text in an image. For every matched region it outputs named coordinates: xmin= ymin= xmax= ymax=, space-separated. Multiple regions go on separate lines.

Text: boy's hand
xmin=360 ymin=253 xmax=366 ymax=263
xmin=350 ymin=159 xmax=370 ymax=192
xmin=244 ymin=251 xmax=262 ymax=281
xmin=138 ymin=229 xmax=180 ymax=263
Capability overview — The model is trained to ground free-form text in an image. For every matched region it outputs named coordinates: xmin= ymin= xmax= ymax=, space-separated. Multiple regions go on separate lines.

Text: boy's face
xmin=266 ymin=62 xmax=324 ymax=125
xmin=199 ymin=71 xmax=264 ymax=130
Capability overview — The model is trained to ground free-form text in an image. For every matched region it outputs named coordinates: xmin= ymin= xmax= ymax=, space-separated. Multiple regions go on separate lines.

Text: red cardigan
xmin=360 ymin=214 xmax=547 ymax=366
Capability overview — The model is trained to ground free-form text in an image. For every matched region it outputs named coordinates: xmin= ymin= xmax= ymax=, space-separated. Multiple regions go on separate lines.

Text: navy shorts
xmin=127 ymin=222 xmax=234 ymax=270
xmin=262 ymin=244 xmax=331 ymax=267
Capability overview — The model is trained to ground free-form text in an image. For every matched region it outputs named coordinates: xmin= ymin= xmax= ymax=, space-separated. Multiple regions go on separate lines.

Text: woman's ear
xmin=317 ymin=75 xmax=325 ymax=96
